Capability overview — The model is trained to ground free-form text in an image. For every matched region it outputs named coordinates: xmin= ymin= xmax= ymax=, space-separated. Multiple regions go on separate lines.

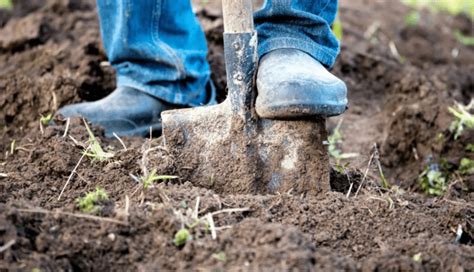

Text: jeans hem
xmin=258 ymin=37 xmax=338 ymax=68
xmin=117 ymin=76 xmax=213 ymax=107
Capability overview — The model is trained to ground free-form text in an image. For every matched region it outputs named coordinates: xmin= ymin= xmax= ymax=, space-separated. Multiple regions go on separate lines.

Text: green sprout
xmin=454 ymin=30 xmax=474 ymax=46
xmin=412 ymin=253 xmax=422 ymax=262
xmin=466 ymin=144 xmax=474 ymax=152
xmin=186 ymin=219 xmax=201 ymax=230
xmin=141 ymin=169 xmax=178 ymax=189
xmin=199 ymin=0 xmax=209 ymax=7
xmin=212 ymin=252 xmax=226 ymax=262
xmin=75 ymin=187 xmax=109 ymax=213
xmin=448 ymin=101 xmax=474 ymax=140
xmin=376 ymin=159 xmax=390 ymax=189
xmin=402 ymin=0 xmax=474 ymax=20
xmin=40 ymin=113 xmax=53 ymax=126
xmin=436 ymin=132 xmax=445 ymax=142
xmin=0 ymin=0 xmax=13 ymax=10
xmin=332 ymin=16 xmax=343 ymax=41
xmin=327 ymin=120 xmax=358 ymax=172
xmin=173 ymin=228 xmax=192 ymax=247
xmin=459 ymin=158 xmax=474 ymax=175
xmin=83 ymin=120 xmax=114 ymax=161
xmin=419 ymin=165 xmax=447 ymax=196
xmin=405 ymin=10 xmax=421 ymax=26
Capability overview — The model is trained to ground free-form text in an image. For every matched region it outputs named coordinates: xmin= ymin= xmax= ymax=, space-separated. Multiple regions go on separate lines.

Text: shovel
xmin=161 ymin=0 xmax=329 ymax=195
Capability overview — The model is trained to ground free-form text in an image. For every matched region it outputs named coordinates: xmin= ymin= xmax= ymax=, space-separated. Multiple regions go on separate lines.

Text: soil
xmin=1 ymin=0 xmax=473 ymax=271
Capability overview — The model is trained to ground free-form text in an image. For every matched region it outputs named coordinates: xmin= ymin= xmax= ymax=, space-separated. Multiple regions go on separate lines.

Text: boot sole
xmin=256 ymin=102 xmax=347 ymax=119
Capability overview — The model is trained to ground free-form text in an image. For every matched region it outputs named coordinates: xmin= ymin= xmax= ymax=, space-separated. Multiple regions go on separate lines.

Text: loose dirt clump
xmin=331 ymin=0 xmax=473 ymax=197
xmin=1 ymin=0 xmax=473 ymax=271
xmin=0 ymin=0 xmax=115 ymax=160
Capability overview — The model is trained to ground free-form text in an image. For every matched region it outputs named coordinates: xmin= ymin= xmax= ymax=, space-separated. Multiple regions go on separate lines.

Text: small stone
xmin=315 ymin=231 xmax=331 ymax=243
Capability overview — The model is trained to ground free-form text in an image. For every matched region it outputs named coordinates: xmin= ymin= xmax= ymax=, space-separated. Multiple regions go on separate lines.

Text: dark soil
xmin=1 ymin=0 xmax=473 ymax=271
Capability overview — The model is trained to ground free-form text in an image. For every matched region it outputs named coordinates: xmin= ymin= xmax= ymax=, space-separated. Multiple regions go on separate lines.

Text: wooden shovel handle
xmin=222 ymin=0 xmax=254 ymax=33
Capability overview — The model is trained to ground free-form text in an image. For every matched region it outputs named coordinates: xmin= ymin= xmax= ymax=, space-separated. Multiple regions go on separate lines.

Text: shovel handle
xmin=222 ymin=0 xmax=257 ymax=119
xmin=222 ymin=0 xmax=254 ymax=33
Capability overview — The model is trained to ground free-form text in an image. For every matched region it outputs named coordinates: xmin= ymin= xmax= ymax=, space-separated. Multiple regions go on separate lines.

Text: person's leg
xmin=59 ymin=0 xmax=214 ymax=137
xmin=255 ymin=0 xmax=339 ymax=67
xmin=98 ymin=0 xmax=212 ymax=106
xmin=254 ymin=0 xmax=347 ymax=118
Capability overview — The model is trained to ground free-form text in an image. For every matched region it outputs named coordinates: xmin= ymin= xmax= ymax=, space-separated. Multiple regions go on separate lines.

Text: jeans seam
xmin=151 ymin=1 xmax=160 ymax=45
xmin=123 ymin=0 xmax=131 ymax=51
xmin=151 ymin=1 xmax=187 ymax=79
xmin=317 ymin=0 xmax=331 ymax=16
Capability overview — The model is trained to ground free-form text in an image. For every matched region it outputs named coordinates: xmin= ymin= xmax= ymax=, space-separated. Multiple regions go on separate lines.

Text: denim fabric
xmin=255 ymin=0 xmax=340 ymax=68
xmin=96 ymin=0 xmax=339 ymax=106
xmin=96 ymin=0 xmax=212 ymax=106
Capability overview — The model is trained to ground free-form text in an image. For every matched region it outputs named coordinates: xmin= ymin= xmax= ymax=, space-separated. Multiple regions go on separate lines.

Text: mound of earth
xmin=1 ymin=0 xmax=473 ymax=271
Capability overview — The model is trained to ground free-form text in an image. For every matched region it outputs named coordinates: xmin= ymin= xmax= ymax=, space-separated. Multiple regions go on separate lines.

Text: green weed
xmin=402 ymin=0 xmax=474 ymax=20
xmin=436 ymin=132 xmax=445 ymax=142
xmin=173 ymin=228 xmax=192 ymax=247
xmin=376 ymin=158 xmax=390 ymax=189
xmin=212 ymin=252 xmax=226 ymax=262
xmin=454 ymin=30 xmax=474 ymax=46
xmin=412 ymin=253 xmax=422 ymax=262
xmin=405 ymin=10 xmax=421 ymax=26
xmin=83 ymin=120 xmax=114 ymax=161
xmin=40 ymin=113 xmax=53 ymax=126
xmin=199 ymin=0 xmax=209 ymax=7
xmin=328 ymin=120 xmax=358 ymax=172
xmin=333 ymin=162 xmax=350 ymax=174
xmin=419 ymin=164 xmax=447 ymax=196
xmin=466 ymin=144 xmax=474 ymax=152
xmin=75 ymin=187 xmax=109 ymax=213
xmin=459 ymin=158 xmax=474 ymax=175
xmin=332 ymin=16 xmax=343 ymax=41
xmin=141 ymin=169 xmax=178 ymax=189
xmin=446 ymin=101 xmax=474 ymax=178
xmin=0 ymin=0 xmax=12 ymax=10
xmin=448 ymin=101 xmax=474 ymax=139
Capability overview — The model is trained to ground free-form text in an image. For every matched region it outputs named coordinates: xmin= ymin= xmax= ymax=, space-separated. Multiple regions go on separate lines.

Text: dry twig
xmin=113 ymin=132 xmax=127 ymax=151
xmin=209 ymin=208 xmax=250 ymax=217
xmin=0 ymin=239 xmax=15 ymax=253
xmin=63 ymin=118 xmax=71 ymax=138
xmin=17 ymin=208 xmax=128 ymax=225
xmin=58 ymin=145 xmax=90 ymax=200
xmin=206 ymin=213 xmax=217 ymax=240
xmin=355 ymin=149 xmax=376 ymax=197
xmin=193 ymin=196 xmax=200 ymax=220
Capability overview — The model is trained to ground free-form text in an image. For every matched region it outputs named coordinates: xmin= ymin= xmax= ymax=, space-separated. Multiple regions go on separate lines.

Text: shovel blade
xmin=161 ymin=102 xmax=330 ymax=195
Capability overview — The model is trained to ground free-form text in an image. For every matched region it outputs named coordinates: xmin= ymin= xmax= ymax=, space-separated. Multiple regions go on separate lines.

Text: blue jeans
xmin=97 ymin=0 xmax=340 ymax=106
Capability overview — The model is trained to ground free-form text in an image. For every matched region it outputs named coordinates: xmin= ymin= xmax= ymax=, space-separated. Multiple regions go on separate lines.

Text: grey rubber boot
xmin=57 ymin=87 xmax=176 ymax=137
xmin=256 ymin=49 xmax=348 ymax=119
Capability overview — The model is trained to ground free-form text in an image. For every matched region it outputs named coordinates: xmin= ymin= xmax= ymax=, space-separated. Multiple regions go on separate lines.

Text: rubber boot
xmin=256 ymin=49 xmax=348 ymax=118
xmin=57 ymin=87 xmax=177 ymax=137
